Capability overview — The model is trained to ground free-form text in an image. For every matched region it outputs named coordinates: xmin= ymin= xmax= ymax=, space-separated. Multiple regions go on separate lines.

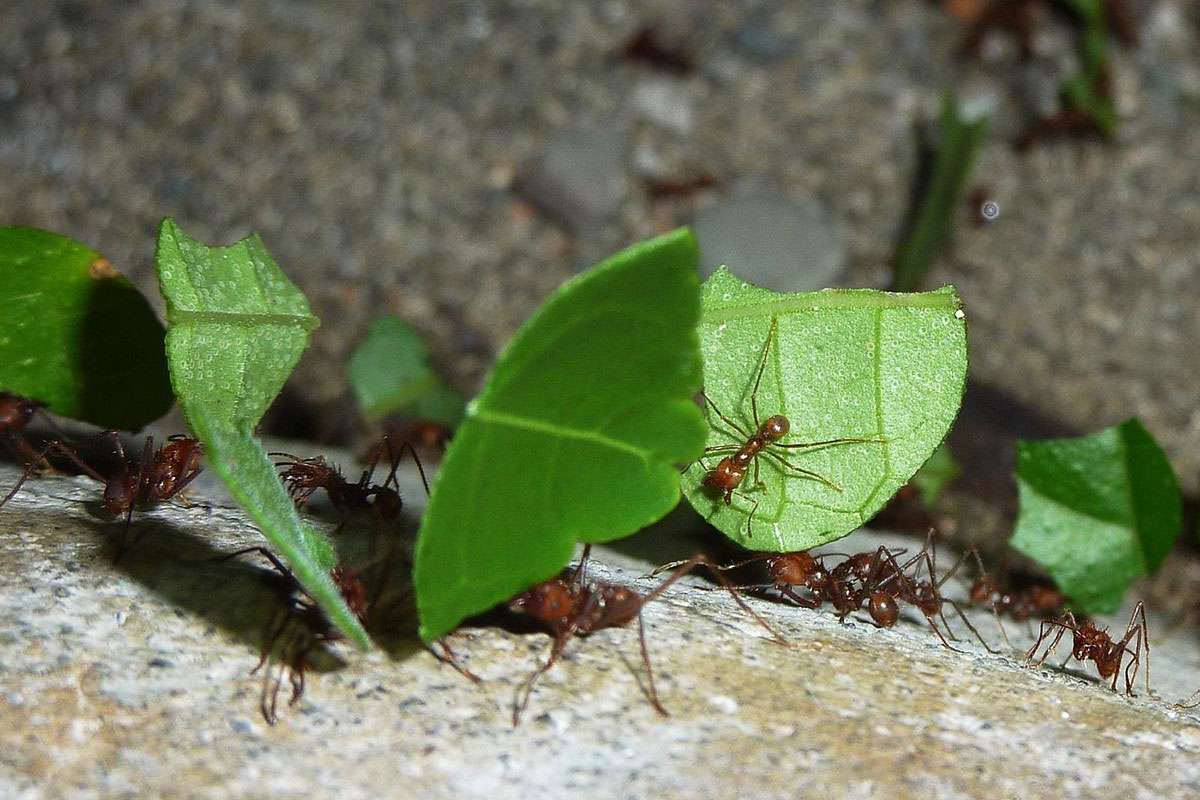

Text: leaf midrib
xmin=471 ymin=407 xmax=652 ymax=463
xmin=700 ymin=289 xmax=958 ymax=324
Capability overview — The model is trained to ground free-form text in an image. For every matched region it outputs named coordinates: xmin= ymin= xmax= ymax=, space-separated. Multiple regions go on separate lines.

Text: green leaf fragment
xmin=414 ymin=228 xmax=706 ymax=642
xmin=0 ymin=226 xmax=172 ymax=429
xmin=910 ymin=442 xmax=960 ymax=508
xmin=682 ymin=268 xmax=967 ymax=551
xmin=1010 ymin=418 xmax=1181 ymax=615
xmin=348 ymin=315 xmax=465 ymax=427
xmin=155 ymin=219 xmax=368 ymax=648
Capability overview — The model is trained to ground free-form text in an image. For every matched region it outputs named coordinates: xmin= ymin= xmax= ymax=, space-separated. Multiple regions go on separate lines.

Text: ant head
xmin=0 ymin=392 xmax=39 ymax=431
xmin=102 ymin=477 xmax=135 ymax=515
xmin=1027 ymin=585 xmax=1062 ymax=612
xmin=913 ymin=582 xmax=940 ymax=616
xmin=868 ymin=591 xmax=899 ymax=627
xmin=762 ymin=415 xmax=789 ymax=440
xmin=510 ymin=580 xmax=573 ymax=626
xmin=769 ymin=552 xmax=818 ymax=586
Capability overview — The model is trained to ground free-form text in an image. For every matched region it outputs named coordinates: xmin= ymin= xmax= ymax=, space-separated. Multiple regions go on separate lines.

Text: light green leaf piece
xmin=682 ymin=268 xmax=967 ymax=551
xmin=155 ymin=219 xmax=368 ymax=649
xmin=0 ymin=226 xmax=172 ymax=429
xmin=414 ymin=229 xmax=706 ymax=642
xmin=1010 ymin=418 xmax=1181 ymax=615
xmin=910 ymin=442 xmax=960 ymax=508
xmin=348 ymin=315 xmax=465 ymax=427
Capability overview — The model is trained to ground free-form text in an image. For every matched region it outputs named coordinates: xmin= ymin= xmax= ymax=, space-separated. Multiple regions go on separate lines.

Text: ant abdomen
xmin=868 ymin=592 xmax=899 ymax=627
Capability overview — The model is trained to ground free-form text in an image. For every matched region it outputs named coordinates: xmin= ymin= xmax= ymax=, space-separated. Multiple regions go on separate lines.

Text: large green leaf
xmin=0 ymin=226 xmax=172 ymax=429
xmin=414 ymin=229 xmax=706 ymax=642
xmin=1010 ymin=419 xmax=1181 ymax=615
xmin=682 ymin=268 xmax=967 ymax=550
xmin=348 ymin=315 xmax=465 ymax=427
xmin=155 ymin=219 xmax=368 ymax=649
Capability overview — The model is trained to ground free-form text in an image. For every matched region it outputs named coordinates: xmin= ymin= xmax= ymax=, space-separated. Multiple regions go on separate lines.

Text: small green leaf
xmin=682 ymin=268 xmax=967 ymax=550
xmin=892 ymin=93 xmax=989 ymax=292
xmin=0 ymin=226 xmax=172 ymax=429
xmin=1010 ymin=418 xmax=1181 ymax=615
xmin=414 ymin=229 xmax=706 ymax=642
xmin=348 ymin=315 xmax=465 ymax=427
xmin=910 ymin=442 xmax=960 ymax=507
xmin=155 ymin=219 xmax=368 ymax=649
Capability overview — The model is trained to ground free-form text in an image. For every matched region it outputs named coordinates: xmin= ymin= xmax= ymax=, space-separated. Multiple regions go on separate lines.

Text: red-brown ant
xmin=0 ymin=432 xmax=203 ymax=554
xmin=1026 ymin=601 xmax=1151 ymax=696
xmin=968 ymin=572 xmax=1068 ymax=623
xmin=508 ymin=544 xmax=789 ymax=726
xmin=272 ymin=437 xmax=427 ymax=526
xmin=0 ymin=391 xmax=67 ymax=470
xmin=698 ymin=318 xmax=882 ymax=538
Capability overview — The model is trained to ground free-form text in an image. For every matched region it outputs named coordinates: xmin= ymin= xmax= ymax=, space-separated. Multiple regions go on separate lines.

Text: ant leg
xmin=698 ymin=390 xmax=753 ymax=441
xmin=748 ymin=317 xmax=779 ymax=431
xmin=1178 ymin=688 xmax=1200 ymax=709
xmin=778 ymin=586 xmax=821 ymax=610
xmin=216 ymin=546 xmax=296 ymax=581
xmin=643 ymin=555 xmax=791 ymax=646
xmin=757 ymin=449 xmax=842 ymax=492
xmin=574 ymin=544 xmax=593 ymax=589
xmin=513 ymin=626 xmax=578 ymax=727
xmin=1119 ymin=601 xmax=1152 ymax=697
xmin=635 ymin=612 xmax=668 ymax=716
xmin=944 ymin=600 xmax=1001 ymax=654
xmin=1027 ymin=616 xmax=1073 ymax=665
xmin=771 ymin=434 xmax=885 ymax=450
xmin=429 ymin=639 xmax=482 ymax=684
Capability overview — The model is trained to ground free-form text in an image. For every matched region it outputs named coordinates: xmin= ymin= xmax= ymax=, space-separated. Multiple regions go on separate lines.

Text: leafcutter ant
xmin=272 ymin=437 xmax=427 ymax=526
xmin=698 ymin=318 xmax=882 ymax=538
xmin=0 ymin=391 xmax=67 ymax=470
xmin=508 ymin=544 xmax=790 ymax=725
xmin=1026 ymin=601 xmax=1151 ymax=696
xmin=0 ymin=432 xmax=203 ymax=555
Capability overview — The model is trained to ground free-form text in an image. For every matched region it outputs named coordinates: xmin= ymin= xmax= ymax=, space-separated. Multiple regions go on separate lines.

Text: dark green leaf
xmin=1010 ymin=418 xmax=1181 ymax=615
xmin=155 ymin=219 xmax=368 ymax=648
xmin=348 ymin=315 xmax=465 ymax=427
xmin=0 ymin=226 xmax=172 ymax=429
xmin=682 ymin=269 xmax=967 ymax=550
xmin=414 ymin=229 xmax=706 ymax=642
xmin=892 ymin=94 xmax=989 ymax=292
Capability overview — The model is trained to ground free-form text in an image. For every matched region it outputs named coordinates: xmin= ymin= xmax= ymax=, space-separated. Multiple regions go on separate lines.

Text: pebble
xmin=515 ymin=128 xmax=627 ymax=233
xmin=693 ymin=193 xmax=846 ymax=291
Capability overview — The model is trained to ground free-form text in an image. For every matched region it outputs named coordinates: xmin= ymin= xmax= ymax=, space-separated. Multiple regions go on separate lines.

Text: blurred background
xmin=2 ymin=0 xmax=1198 ymax=557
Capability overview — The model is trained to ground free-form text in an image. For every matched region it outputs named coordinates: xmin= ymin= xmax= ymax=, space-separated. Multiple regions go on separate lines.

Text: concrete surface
xmin=2 ymin=460 xmax=1200 ymax=799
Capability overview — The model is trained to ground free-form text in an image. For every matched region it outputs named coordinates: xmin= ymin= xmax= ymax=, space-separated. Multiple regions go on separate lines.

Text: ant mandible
xmin=698 ymin=317 xmax=882 ymax=538
xmin=0 ymin=432 xmax=203 ymax=554
xmin=509 ymin=544 xmax=790 ymax=725
xmin=1026 ymin=601 xmax=1151 ymax=697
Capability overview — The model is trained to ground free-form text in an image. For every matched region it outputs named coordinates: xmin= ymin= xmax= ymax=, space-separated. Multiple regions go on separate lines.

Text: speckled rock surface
xmin=3 ymin=1 xmax=1199 ymax=500
xmin=2 ymin=462 xmax=1200 ymax=799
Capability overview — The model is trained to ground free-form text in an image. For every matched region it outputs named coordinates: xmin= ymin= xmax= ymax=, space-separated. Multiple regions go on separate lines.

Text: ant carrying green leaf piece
xmin=1010 ymin=418 xmax=1181 ymax=615
xmin=155 ymin=219 xmax=370 ymax=649
xmin=683 ymin=268 xmax=968 ymax=551
xmin=413 ymin=228 xmax=707 ymax=642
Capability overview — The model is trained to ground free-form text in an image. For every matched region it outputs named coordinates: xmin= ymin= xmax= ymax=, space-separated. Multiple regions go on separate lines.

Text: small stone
xmin=733 ymin=9 xmax=801 ymax=62
xmin=515 ymin=129 xmax=627 ymax=233
xmin=631 ymin=78 xmax=694 ymax=135
xmin=693 ymin=193 xmax=846 ymax=291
